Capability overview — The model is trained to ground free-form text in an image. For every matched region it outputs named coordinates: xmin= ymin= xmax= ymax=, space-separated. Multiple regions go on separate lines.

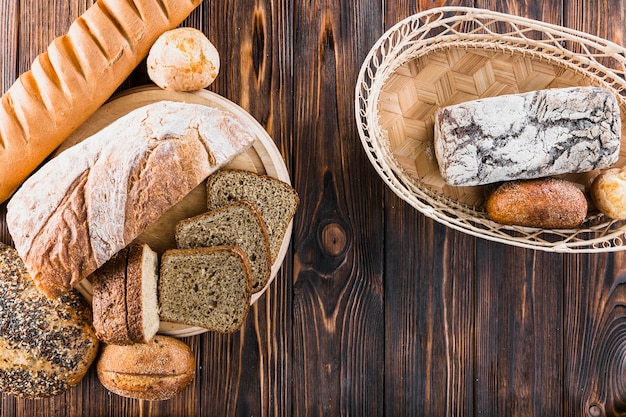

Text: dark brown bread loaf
xmin=0 ymin=243 xmax=99 ymax=399
xmin=485 ymin=177 xmax=588 ymax=228
xmin=0 ymin=0 xmax=203 ymax=203
xmin=7 ymin=101 xmax=255 ymax=298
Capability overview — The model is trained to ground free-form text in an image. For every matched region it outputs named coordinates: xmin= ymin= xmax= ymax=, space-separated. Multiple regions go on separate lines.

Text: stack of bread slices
xmin=92 ymin=169 xmax=299 ymax=339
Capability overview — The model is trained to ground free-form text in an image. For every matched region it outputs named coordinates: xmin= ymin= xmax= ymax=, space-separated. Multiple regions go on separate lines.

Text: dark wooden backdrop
xmin=1 ymin=0 xmax=625 ymax=416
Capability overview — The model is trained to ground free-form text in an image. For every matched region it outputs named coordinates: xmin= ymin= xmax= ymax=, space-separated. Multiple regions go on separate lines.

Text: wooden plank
xmin=290 ymin=0 xmax=386 ymax=415
xmin=381 ymin=2 xmax=476 ymax=417
xmin=561 ymin=2 xmax=626 ymax=416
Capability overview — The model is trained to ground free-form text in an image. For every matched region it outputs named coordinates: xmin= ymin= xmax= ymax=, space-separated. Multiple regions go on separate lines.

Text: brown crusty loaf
xmin=0 ymin=0 xmax=203 ymax=203
xmin=91 ymin=247 xmax=133 ymax=345
xmin=91 ymin=243 xmax=159 ymax=345
xmin=159 ymin=247 xmax=252 ymax=333
xmin=6 ymin=101 xmax=255 ymax=298
xmin=0 ymin=243 xmax=99 ymax=399
xmin=97 ymin=335 xmax=195 ymax=401
xmin=126 ymin=243 xmax=160 ymax=344
xmin=175 ymin=200 xmax=271 ymax=293
xmin=485 ymin=177 xmax=588 ymax=228
xmin=206 ymin=169 xmax=299 ymax=261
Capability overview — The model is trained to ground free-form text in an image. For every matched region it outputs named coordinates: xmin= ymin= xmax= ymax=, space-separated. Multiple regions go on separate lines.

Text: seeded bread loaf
xmin=159 ymin=247 xmax=252 ymax=333
xmin=0 ymin=243 xmax=99 ymax=398
xmin=206 ymin=169 xmax=299 ymax=261
xmin=97 ymin=335 xmax=195 ymax=401
xmin=0 ymin=0 xmax=203 ymax=203
xmin=7 ymin=101 xmax=255 ymax=298
xmin=176 ymin=200 xmax=271 ymax=293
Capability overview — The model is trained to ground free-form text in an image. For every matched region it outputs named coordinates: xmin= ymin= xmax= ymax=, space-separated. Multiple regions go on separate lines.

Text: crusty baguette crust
xmin=97 ymin=335 xmax=195 ymax=400
xmin=0 ymin=0 xmax=203 ymax=203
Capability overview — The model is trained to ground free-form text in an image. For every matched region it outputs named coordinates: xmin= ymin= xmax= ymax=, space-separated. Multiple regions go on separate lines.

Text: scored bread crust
xmin=97 ymin=335 xmax=195 ymax=400
xmin=6 ymin=101 xmax=255 ymax=298
xmin=91 ymin=247 xmax=133 ymax=345
xmin=0 ymin=0 xmax=203 ymax=203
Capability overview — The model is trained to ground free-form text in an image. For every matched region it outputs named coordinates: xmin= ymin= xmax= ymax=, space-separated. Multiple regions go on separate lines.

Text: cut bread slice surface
xmin=126 ymin=243 xmax=160 ymax=344
xmin=91 ymin=247 xmax=132 ymax=345
xmin=206 ymin=169 xmax=299 ymax=262
xmin=158 ymin=247 xmax=252 ymax=333
xmin=175 ymin=200 xmax=271 ymax=293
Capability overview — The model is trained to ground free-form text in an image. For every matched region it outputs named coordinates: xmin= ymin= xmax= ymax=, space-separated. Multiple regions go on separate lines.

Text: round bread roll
xmin=589 ymin=168 xmax=626 ymax=220
xmin=485 ymin=177 xmax=588 ymax=228
xmin=147 ymin=27 xmax=220 ymax=91
xmin=0 ymin=243 xmax=99 ymax=399
xmin=97 ymin=335 xmax=195 ymax=401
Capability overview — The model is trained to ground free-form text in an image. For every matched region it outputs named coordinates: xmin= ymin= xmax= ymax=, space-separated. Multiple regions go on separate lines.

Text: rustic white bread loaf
xmin=159 ymin=247 xmax=252 ymax=333
xmin=175 ymin=200 xmax=271 ymax=293
xmin=0 ymin=243 xmax=99 ymax=399
xmin=0 ymin=0 xmax=203 ymax=203
xmin=6 ymin=101 xmax=255 ymax=298
xmin=206 ymin=169 xmax=299 ymax=261
xmin=97 ymin=335 xmax=195 ymax=401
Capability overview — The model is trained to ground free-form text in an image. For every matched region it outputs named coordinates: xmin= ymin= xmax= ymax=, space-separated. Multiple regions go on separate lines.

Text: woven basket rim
xmin=355 ymin=6 xmax=626 ymax=253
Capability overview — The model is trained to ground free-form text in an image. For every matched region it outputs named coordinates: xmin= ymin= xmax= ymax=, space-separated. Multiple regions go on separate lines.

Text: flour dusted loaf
xmin=176 ymin=200 xmax=271 ymax=293
xmin=7 ymin=101 xmax=255 ymax=298
xmin=206 ymin=169 xmax=299 ymax=261
xmin=159 ymin=247 xmax=252 ymax=333
xmin=0 ymin=0 xmax=202 ymax=203
xmin=97 ymin=335 xmax=195 ymax=401
xmin=485 ymin=178 xmax=588 ymax=228
xmin=0 ymin=243 xmax=99 ymax=398
xmin=434 ymin=86 xmax=621 ymax=186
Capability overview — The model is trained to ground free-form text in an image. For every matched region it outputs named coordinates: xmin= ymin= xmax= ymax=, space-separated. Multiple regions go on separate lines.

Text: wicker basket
xmin=355 ymin=6 xmax=626 ymax=253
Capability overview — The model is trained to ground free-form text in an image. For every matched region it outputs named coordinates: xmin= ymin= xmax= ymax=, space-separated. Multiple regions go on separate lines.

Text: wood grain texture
xmin=1 ymin=0 xmax=626 ymax=416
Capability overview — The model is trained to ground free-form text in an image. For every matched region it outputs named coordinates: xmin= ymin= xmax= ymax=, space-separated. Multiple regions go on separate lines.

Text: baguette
xmin=0 ymin=0 xmax=203 ymax=203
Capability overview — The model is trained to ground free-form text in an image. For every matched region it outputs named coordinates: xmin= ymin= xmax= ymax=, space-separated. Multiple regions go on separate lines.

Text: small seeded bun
xmin=590 ymin=168 xmax=626 ymax=220
xmin=147 ymin=27 xmax=220 ymax=91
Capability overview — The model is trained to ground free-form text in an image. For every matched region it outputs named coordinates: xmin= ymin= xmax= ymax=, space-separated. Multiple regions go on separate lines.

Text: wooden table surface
xmin=1 ymin=0 xmax=626 ymax=416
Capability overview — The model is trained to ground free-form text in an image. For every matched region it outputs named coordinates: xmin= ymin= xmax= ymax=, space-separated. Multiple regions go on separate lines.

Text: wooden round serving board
xmin=63 ymin=86 xmax=292 ymax=338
